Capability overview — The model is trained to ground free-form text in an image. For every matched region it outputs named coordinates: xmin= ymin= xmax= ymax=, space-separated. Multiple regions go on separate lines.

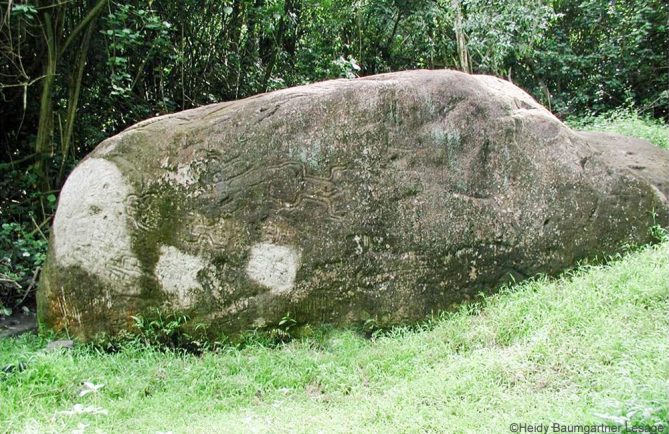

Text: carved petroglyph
xmin=278 ymin=164 xmax=348 ymax=222
xmin=41 ymin=70 xmax=669 ymax=339
xmin=181 ymin=212 xmax=246 ymax=254
xmin=108 ymin=256 xmax=143 ymax=281
xmin=183 ymin=149 xmax=348 ymax=222
xmin=201 ymin=101 xmax=236 ymax=120
xmin=53 ymin=158 xmax=141 ymax=291
xmin=124 ymin=190 xmax=163 ymax=233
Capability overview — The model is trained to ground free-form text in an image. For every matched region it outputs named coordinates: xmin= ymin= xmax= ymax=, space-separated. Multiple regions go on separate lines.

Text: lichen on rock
xmin=38 ymin=70 xmax=669 ymax=339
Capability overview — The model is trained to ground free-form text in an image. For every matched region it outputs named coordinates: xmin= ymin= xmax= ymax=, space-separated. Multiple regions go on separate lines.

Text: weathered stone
xmin=45 ymin=339 xmax=74 ymax=352
xmin=38 ymin=70 xmax=669 ymax=339
xmin=578 ymin=131 xmax=669 ymax=202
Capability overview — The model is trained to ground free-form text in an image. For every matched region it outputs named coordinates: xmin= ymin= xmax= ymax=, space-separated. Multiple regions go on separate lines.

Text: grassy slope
xmin=567 ymin=109 xmax=669 ymax=149
xmin=1 ymin=242 xmax=667 ymax=433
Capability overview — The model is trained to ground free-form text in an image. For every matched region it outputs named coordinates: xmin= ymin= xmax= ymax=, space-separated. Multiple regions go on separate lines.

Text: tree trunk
xmin=32 ymin=0 xmax=108 ymax=191
xmin=58 ymin=21 xmax=95 ymax=184
xmin=34 ymin=11 xmax=57 ymax=191
xmin=451 ymin=0 xmax=471 ymax=74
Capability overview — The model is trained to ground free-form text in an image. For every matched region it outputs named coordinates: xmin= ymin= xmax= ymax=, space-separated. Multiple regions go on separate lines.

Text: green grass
xmin=1 ymin=242 xmax=667 ymax=433
xmin=567 ymin=108 xmax=669 ymax=149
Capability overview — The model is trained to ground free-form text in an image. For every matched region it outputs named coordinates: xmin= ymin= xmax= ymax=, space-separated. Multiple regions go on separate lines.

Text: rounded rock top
xmin=38 ymin=69 xmax=669 ymax=339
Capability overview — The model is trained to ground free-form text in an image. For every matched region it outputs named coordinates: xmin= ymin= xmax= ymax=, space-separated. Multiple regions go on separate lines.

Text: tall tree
xmin=33 ymin=0 xmax=108 ymax=189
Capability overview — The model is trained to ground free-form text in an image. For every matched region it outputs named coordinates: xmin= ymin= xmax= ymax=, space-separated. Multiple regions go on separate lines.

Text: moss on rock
xmin=38 ymin=70 xmax=669 ymax=340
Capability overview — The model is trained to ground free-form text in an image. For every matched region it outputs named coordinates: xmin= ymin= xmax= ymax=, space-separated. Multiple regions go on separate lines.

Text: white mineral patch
xmin=163 ymin=163 xmax=197 ymax=188
xmin=246 ymin=243 xmax=300 ymax=293
xmin=154 ymin=245 xmax=206 ymax=308
xmin=53 ymin=158 xmax=141 ymax=290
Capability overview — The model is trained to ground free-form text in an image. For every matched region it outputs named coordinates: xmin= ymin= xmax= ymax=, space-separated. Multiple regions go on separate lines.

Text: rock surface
xmin=44 ymin=339 xmax=74 ymax=352
xmin=38 ymin=70 xmax=669 ymax=339
xmin=578 ymin=131 xmax=669 ymax=202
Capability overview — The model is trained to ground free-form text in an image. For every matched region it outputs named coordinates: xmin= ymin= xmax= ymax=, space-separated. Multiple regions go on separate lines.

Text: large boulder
xmin=38 ymin=70 xmax=669 ymax=339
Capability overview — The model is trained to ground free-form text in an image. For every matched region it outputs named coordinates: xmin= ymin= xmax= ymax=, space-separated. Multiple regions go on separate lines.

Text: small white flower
xmin=79 ymin=382 xmax=105 ymax=397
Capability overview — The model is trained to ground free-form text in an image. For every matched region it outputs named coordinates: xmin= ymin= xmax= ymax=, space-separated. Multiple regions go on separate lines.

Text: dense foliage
xmin=0 ymin=0 xmax=667 ymax=308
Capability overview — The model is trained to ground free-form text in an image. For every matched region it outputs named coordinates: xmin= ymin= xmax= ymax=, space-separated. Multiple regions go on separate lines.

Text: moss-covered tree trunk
xmin=34 ymin=10 xmax=57 ymax=191
xmin=33 ymin=0 xmax=108 ymax=193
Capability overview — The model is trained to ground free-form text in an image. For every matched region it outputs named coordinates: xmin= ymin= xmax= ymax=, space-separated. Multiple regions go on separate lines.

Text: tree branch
xmin=59 ymin=0 xmax=107 ymax=54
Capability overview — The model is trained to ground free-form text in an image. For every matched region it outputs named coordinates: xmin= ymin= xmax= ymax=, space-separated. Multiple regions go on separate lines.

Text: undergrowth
xmin=567 ymin=107 xmax=669 ymax=149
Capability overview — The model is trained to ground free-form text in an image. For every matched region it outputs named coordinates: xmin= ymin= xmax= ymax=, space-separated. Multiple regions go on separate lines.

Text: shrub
xmin=567 ymin=108 xmax=669 ymax=149
xmin=0 ymin=222 xmax=48 ymax=312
